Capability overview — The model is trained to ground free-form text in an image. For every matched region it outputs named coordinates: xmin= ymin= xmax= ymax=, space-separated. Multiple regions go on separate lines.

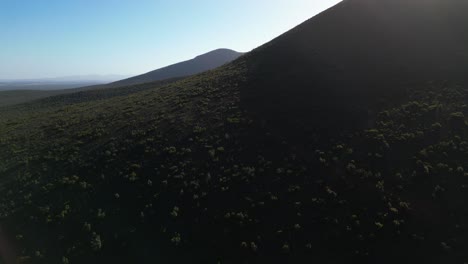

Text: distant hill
xmin=109 ymin=49 xmax=244 ymax=87
xmin=1 ymin=0 xmax=468 ymax=263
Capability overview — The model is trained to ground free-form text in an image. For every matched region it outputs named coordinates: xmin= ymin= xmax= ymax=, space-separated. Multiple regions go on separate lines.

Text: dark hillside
xmin=1 ymin=0 xmax=468 ymax=263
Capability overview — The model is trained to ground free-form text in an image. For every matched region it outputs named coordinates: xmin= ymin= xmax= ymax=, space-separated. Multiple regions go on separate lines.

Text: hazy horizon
xmin=0 ymin=74 xmax=130 ymax=82
xmin=0 ymin=0 xmax=340 ymax=79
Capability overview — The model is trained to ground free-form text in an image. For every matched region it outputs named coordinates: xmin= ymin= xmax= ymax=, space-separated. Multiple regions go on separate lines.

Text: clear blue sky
xmin=0 ymin=0 xmax=340 ymax=79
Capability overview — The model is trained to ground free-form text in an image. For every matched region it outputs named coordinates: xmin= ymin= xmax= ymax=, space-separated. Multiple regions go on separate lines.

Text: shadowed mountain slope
xmin=240 ymin=0 xmax=468 ymax=132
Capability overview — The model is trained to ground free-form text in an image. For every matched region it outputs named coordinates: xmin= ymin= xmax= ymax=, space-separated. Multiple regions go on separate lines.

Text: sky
xmin=0 ymin=0 xmax=341 ymax=79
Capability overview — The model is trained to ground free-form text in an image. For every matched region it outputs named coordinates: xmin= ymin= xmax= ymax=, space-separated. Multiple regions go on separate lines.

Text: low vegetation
xmin=0 ymin=58 xmax=467 ymax=263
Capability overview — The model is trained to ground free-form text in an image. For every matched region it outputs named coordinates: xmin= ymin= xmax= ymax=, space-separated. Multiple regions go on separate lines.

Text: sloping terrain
xmin=1 ymin=0 xmax=468 ymax=263
xmin=0 ymin=90 xmax=67 ymax=108
xmin=0 ymin=81 xmax=107 ymax=107
xmin=0 ymin=78 xmax=183 ymax=113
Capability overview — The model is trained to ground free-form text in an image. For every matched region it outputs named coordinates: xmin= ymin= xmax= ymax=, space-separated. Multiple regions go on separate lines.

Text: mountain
xmin=109 ymin=49 xmax=244 ymax=87
xmin=1 ymin=0 xmax=468 ymax=263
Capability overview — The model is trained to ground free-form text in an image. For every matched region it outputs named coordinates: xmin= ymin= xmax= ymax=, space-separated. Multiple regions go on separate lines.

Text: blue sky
xmin=0 ymin=0 xmax=340 ymax=79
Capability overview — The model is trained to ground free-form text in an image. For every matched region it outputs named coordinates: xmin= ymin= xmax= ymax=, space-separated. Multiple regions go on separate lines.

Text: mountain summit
xmin=110 ymin=48 xmax=244 ymax=87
